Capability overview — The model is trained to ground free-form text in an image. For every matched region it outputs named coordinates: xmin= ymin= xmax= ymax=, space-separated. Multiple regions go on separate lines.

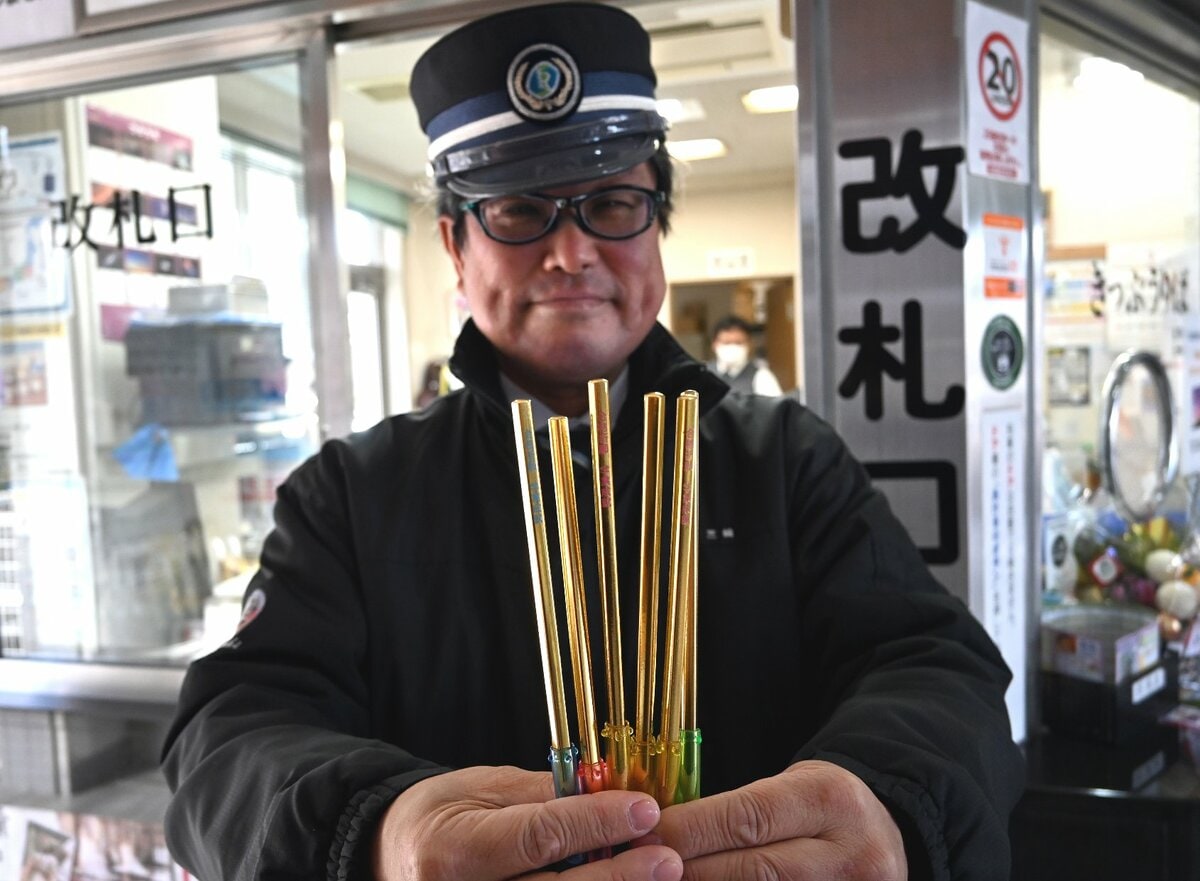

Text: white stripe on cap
xmin=426 ymin=94 xmax=659 ymax=162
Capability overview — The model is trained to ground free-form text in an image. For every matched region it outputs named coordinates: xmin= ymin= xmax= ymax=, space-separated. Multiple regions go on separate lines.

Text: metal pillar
xmin=796 ymin=0 xmax=1038 ymax=739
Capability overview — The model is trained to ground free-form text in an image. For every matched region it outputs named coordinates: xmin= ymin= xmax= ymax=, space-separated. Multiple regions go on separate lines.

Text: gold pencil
xmin=511 ymin=402 xmax=577 ymax=799
xmin=682 ymin=415 xmax=698 ymax=733
xmin=658 ymin=391 xmax=699 ymax=802
xmin=676 ymin=417 xmax=701 ymax=804
xmin=549 ymin=416 xmax=604 ymax=783
xmin=511 ymin=401 xmax=571 ymax=753
xmin=633 ymin=392 xmax=665 ymax=793
xmin=589 ymin=380 xmax=630 ymax=790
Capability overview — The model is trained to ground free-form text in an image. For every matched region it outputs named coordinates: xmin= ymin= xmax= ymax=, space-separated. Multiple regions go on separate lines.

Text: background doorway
xmin=670 ymin=276 xmax=796 ymax=392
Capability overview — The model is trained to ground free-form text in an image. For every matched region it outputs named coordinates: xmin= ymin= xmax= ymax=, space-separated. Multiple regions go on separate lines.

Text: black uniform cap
xmin=410 ymin=2 xmax=668 ymax=198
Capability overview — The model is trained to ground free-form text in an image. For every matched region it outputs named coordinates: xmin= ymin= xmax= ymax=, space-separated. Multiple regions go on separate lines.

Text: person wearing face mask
xmin=707 ymin=315 xmax=783 ymax=396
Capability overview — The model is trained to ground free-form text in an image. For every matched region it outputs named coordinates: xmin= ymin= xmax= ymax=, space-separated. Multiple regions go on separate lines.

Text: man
xmin=162 ymin=5 xmax=1023 ymax=881
xmin=707 ymin=315 xmax=784 ymax=396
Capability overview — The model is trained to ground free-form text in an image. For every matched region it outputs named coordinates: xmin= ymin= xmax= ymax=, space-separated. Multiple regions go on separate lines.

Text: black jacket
xmin=162 ymin=320 xmax=1023 ymax=880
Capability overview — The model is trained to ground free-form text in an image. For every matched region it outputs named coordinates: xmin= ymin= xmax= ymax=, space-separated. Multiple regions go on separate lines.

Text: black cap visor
xmin=433 ymin=110 xmax=666 ymax=198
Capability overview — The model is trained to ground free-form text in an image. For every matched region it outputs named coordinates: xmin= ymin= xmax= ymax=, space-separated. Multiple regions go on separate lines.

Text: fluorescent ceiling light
xmin=668 ymin=138 xmax=728 ymax=162
xmin=1073 ymin=57 xmax=1144 ymax=92
xmin=741 ymin=84 xmax=798 ymax=114
xmin=673 ymin=1 xmax=759 ymax=23
xmin=656 ymin=97 xmax=707 ymax=124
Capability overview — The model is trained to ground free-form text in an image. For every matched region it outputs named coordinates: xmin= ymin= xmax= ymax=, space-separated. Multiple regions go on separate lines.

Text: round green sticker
xmin=982 ymin=315 xmax=1023 ymax=390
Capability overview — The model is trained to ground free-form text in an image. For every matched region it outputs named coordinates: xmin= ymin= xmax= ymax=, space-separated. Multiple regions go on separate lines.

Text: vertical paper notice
xmin=981 ymin=407 xmax=1027 ymax=738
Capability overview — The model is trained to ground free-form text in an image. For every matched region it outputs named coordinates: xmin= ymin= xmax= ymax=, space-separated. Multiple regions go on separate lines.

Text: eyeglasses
xmin=461 ymin=185 xmax=665 ymax=245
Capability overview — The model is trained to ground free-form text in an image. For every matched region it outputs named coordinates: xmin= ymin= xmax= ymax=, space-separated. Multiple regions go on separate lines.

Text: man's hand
xmin=632 ymin=760 xmax=908 ymax=881
xmin=372 ymin=765 xmax=683 ymax=881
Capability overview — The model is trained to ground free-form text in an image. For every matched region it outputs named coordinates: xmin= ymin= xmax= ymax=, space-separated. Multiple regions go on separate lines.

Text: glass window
xmin=0 ymin=62 xmax=319 ymax=664
xmin=1039 ymin=26 xmax=1200 ymax=604
xmin=342 ymin=206 xmax=408 ymax=425
xmin=348 ymin=285 xmax=384 ymax=431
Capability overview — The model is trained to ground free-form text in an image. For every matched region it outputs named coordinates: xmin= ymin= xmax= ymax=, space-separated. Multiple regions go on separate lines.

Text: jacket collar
xmin=448 ymin=318 xmax=729 ymax=433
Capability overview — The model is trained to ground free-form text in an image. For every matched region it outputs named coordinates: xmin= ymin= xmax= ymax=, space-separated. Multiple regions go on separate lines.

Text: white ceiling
xmin=216 ymin=3 xmax=1200 ymax=203
xmin=219 ymin=0 xmax=800 ymax=195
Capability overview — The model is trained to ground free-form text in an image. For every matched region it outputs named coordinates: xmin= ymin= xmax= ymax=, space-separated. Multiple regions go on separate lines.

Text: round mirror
xmin=1098 ymin=350 xmax=1178 ymax=522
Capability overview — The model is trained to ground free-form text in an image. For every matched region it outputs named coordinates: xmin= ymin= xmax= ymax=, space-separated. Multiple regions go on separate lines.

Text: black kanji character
xmin=839 ymin=129 xmax=966 ymax=253
xmin=168 ymin=184 xmax=213 ymax=242
xmin=130 ymin=190 xmax=158 ymax=245
xmin=864 ymin=459 xmax=959 ymax=565
xmin=52 ymin=196 xmax=103 ymax=251
xmin=837 ymin=299 xmax=965 ymax=420
xmin=107 ymin=190 xmax=129 ymax=249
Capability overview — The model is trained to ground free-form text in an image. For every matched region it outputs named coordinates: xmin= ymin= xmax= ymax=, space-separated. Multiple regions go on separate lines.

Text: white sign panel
xmin=85 ymin=0 xmax=154 ymax=10
xmin=706 ymin=247 xmax=755 ymax=278
xmin=0 ymin=0 xmax=75 ymax=50
xmin=981 ymin=407 xmax=1028 ymax=739
xmin=965 ymin=1 xmax=1030 ymax=184
xmin=85 ymin=0 xmax=257 ymax=14
xmin=1174 ymin=314 xmax=1200 ymax=477
xmin=0 ymin=478 xmax=96 ymax=655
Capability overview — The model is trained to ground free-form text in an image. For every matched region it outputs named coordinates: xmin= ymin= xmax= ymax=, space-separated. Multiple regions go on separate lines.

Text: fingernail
xmin=628 ymin=797 xmax=660 ymax=833
xmin=652 ymin=856 xmax=683 ymax=881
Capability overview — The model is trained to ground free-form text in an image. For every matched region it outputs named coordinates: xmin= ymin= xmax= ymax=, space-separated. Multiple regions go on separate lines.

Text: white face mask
xmin=714 ymin=343 xmax=749 ymax=372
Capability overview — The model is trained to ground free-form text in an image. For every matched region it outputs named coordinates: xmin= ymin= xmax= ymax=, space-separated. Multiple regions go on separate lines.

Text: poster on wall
xmin=80 ymin=100 xmax=212 ymax=312
xmin=0 ymin=328 xmax=80 ymax=479
xmin=86 ymin=106 xmax=194 ymax=171
xmin=981 ymin=212 xmax=1026 ymax=299
xmin=964 ymin=1 xmax=1030 ymax=184
xmin=0 ymin=132 xmax=69 ymax=316
xmin=0 ymin=806 xmax=191 ymax=881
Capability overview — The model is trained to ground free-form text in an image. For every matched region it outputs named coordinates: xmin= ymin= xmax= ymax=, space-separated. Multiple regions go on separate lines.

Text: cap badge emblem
xmin=507 ymin=43 xmax=582 ymax=122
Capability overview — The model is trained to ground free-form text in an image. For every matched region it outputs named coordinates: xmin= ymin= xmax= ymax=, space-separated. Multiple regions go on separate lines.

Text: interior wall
xmin=662 ymin=177 xmax=798 ymax=282
xmin=402 ymin=197 xmax=459 ymax=389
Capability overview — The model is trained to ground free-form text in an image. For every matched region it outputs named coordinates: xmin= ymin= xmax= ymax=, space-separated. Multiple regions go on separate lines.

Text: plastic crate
xmin=124 ymin=319 xmax=287 ymax=425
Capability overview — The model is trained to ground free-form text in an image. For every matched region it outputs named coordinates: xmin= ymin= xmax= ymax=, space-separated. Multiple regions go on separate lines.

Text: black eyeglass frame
xmin=460 ymin=185 xmax=666 ymax=245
